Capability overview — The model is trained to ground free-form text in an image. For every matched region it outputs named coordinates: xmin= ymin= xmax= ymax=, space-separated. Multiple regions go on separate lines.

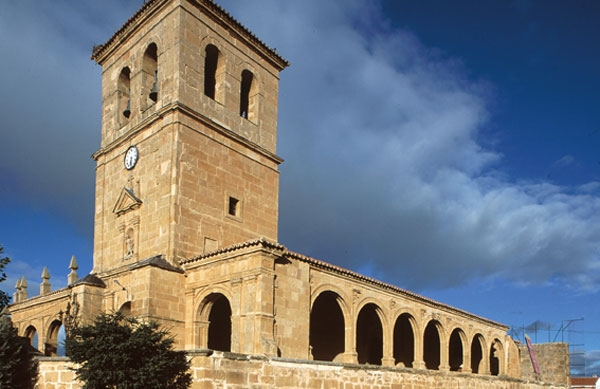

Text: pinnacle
xmin=41 ymin=266 xmax=50 ymax=280
xmin=21 ymin=275 xmax=28 ymax=288
xmin=69 ymin=255 xmax=79 ymax=270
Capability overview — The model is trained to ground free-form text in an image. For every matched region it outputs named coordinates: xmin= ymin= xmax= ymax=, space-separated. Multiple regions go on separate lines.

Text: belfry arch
xmin=393 ymin=313 xmax=415 ymax=367
xmin=309 ymin=291 xmax=345 ymax=362
xmin=356 ymin=303 xmax=384 ymax=365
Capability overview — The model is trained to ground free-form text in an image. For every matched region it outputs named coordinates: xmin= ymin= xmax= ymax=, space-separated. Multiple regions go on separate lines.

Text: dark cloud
xmin=2 ymin=0 xmax=600 ymax=294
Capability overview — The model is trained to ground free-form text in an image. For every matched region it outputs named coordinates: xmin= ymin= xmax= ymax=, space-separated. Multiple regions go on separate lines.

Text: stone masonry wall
xmin=519 ymin=342 xmax=570 ymax=386
xmin=35 ymin=351 xmax=568 ymax=389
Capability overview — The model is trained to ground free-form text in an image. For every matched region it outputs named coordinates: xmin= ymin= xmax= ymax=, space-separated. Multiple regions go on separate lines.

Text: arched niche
xmin=310 ymin=291 xmax=345 ymax=362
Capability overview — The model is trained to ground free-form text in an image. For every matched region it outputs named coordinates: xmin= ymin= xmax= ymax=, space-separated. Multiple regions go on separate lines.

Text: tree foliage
xmin=65 ymin=312 xmax=191 ymax=389
xmin=0 ymin=313 xmax=38 ymax=389
xmin=0 ymin=245 xmax=11 ymax=310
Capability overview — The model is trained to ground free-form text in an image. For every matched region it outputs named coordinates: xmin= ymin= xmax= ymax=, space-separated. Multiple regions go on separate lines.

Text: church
xmin=7 ymin=0 xmax=569 ymax=387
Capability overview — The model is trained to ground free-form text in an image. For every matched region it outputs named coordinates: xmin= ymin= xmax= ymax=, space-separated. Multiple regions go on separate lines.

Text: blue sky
xmin=1 ymin=0 xmax=599 ymax=375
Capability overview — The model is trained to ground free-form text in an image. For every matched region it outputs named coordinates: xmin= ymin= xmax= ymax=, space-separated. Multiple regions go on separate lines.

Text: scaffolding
xmin=510 ymin=318 xmax=587 ymax=376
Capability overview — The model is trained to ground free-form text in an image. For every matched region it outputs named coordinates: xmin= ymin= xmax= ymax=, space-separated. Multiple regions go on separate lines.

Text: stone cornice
xmin=182 ymin=238 xmax=509 ymax=331
xmin=92 ymin=101 xmax=283 ymax=166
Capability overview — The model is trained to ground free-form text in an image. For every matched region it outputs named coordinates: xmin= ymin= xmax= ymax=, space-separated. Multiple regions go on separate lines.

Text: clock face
xmin=124 ymin=146 xmax=139 ymax=170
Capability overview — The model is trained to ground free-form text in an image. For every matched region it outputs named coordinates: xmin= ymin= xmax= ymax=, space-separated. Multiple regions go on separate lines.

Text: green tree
xmin=65 ymin=312 xmax=191 ymax=389
xmin=0 ymin=245 xmax=11 ymax=310
xmin=0 ymin=312 xmax=39 ymax=389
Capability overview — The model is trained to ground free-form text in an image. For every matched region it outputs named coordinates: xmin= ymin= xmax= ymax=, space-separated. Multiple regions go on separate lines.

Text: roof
xmin=572 ymin=377 xmax=599 ymax=387
xmin=130 ymin=255 xmax=185 ymax=274
xmin=182 ymin=238 xmax=509 ymax=330
xmin=70 ymin=273 xmax=106 ymax=288
xmin=91 ymin=0 xmax=289 ymax=70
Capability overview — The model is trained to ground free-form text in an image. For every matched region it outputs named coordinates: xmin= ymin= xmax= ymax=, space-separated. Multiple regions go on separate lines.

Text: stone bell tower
xmin=90 ymin=0 xmax=289 ymax=275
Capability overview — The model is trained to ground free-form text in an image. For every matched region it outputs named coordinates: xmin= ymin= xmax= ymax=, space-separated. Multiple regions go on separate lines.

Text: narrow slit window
xmin=239 ymin=70 xmax=253 ymax=118
xmin=228 ymin=197 xmax=239 ymax=217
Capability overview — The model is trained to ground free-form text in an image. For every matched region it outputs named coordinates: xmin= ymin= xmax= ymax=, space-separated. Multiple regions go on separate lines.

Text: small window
xmin=228 ymin=197 xmax=240 ymax=217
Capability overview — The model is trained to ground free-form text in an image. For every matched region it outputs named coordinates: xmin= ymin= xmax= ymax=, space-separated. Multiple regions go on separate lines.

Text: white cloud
xmin=220 ymin=0 xmax=600 ymax=291
xmin=1 ymin=0 xmax=599 ymax=292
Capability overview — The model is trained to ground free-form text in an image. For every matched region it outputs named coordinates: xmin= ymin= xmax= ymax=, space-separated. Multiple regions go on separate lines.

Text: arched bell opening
xmin=356 ymin=303 xmax=383 ymax=365
xmin=142 ymin=43 xmax=158 ymax=105
xmin=118 ymin=67 xmax=131 ymax=124
xmin=393 ymin=313 xmax=415 ymax=367
xmin=239 ymin=69 xmax=258 ymax=122
xmin=309 ymin=291 xmax=345 ymax=362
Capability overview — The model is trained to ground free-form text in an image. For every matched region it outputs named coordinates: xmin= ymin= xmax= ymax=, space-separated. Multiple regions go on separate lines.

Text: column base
xmin=343 ymin=352 xmax=358 ymax=364
xmin=381 ymin=356 xmax=395 ymax=367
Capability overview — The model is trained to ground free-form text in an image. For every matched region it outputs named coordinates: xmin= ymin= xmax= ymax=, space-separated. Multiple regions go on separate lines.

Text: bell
xmin=123 ymin=99 xmax=131 ymax=118
xmin=149 ymin=70 xmax=158 ymax=102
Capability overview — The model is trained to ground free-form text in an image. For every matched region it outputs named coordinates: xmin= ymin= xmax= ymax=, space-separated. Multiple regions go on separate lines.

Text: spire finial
xmin=69 ymin=256 xmax=79 ymax=271
xmin=40 ymin=267 xmax=51 ymax=295
xmin=19 ymin=276 xmax=28 ymax=301
xmin=68 ymin=256 xmax=79 ymax=284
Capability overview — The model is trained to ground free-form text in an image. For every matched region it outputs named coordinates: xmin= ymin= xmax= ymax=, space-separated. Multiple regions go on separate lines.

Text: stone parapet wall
xmin=35 ymin=357 xmax=81 ymax=389
xmin=519 ymin=342 xmax=570 ymax=385
xmin=34 ymin=351 xmax=568 ymax=388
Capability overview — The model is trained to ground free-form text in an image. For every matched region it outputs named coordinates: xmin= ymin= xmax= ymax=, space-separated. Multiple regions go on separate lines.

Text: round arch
xmin=45 ymin=319 xmax=63 ymax=356
xmin=310 ymin=290 xmax=346 ymax=362
xmin=393 ymin=312 xmax=417 ymax=367
xmin=448 ymin=327 xmax=467 ymax=372
xmin=197 ymin=292 xmax=232 ymax=352
xmin=471 ymin=333 xmax=487 ymax=374
xmin=356 ymin=302 xmax=384 ymax=365
xmin=24 ymin=325 xmax=39 ymax=350
xmin=490 ymin=338 xmax=504 ymax=376
xmin=118 ymin=301 xmax=132 ymax=316
xmin=423 ymin=319 xmax=444 ymax=370
xmin=310 ymin=284 xmax=351 ymax=318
